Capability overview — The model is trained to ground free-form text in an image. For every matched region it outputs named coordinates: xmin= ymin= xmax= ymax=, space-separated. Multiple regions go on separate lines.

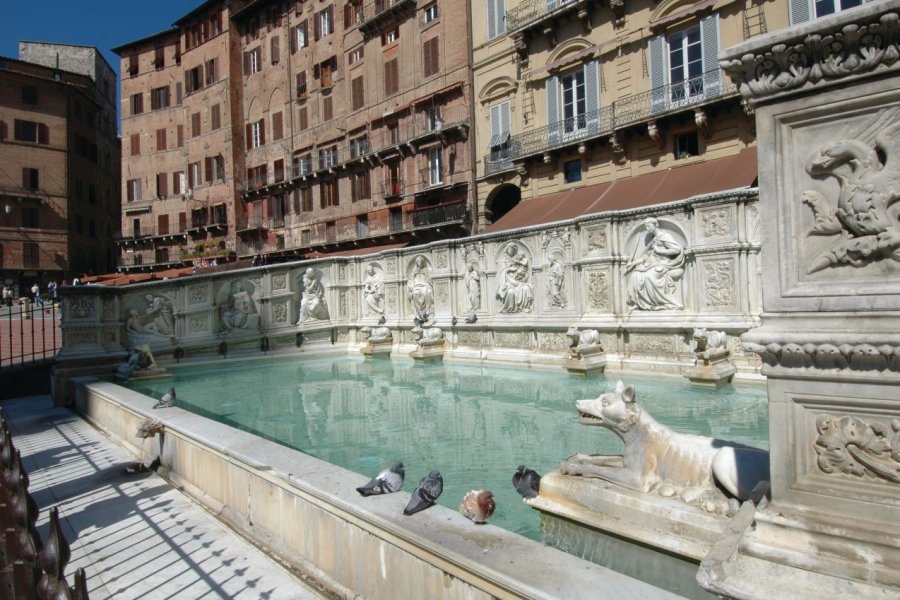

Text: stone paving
xmin=2 ymin=395 xmax=326 ymax=600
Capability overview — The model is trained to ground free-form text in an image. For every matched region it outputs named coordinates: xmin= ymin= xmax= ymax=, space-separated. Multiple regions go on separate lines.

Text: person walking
xmin=48 ymin=281 xmax=58 ymax=306
xmin=31 ymin=283 xmax=42 ymax=307
xmin=1 ymin=285 xmax=11 ymax=307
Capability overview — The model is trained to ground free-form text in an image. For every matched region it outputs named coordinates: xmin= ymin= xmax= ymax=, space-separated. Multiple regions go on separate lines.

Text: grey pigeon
xmin=153 ymin=387 xmax=176 ymax=409
xmin=513 ymin=465 xmax=541 ymax=499
xmin=465 ymin=313 xmax=478 ymax=324
xmin=404 ymin=470 xmax=443 ymax=515
xmin=356 ymin=461 xmax=405 ymax=496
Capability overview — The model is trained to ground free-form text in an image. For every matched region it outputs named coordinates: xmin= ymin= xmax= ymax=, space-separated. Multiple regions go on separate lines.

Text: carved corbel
xmin=516 ymin=163 xmax=529 ymax=187
xmin=577 ymin=143 xmax=587 ymax=155
xmin=543 ymin=152 xmax=552 ymax=164
xmin=609 ymin=0 xmax=626 ymax=27
xmin=694 ymin=108 xmax=710 ymax=138
xmin=647 ymin=120 xmax=663 ymax=149
xmin=513 ymin=33 xmax=529 ymax=67
xmin=579 ymin=6 xmax=592 ymax=33
xmin=610 ymin=132 xmax=625 ymax=160
xmin=543 ymin=25 xmax=557 ymax=48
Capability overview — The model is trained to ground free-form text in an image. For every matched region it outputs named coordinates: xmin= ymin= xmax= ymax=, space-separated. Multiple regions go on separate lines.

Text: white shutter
xmin=499 ymin=100 xmax=511 ymax=146
xmin=649 ymin=35 xmax=667 ymax=114
xmin=789 ymin=0 xmax=812 ymax=24
xmin=489 ymin=104 xmax=501 ymax=147
xmin=488 ymin=0 xmax=497 ymax=39
xmin=584 ymin=60 xmax=600 ymax=133
xmin=547 ymin=76 xmax=560 ymax=145
xmin=701 ymin=14 xmax=722 ymax=98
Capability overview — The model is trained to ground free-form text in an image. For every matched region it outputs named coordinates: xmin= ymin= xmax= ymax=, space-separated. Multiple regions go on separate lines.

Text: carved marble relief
xmin=65 ymin=328 xmax=97 ymax=345
xmin=436 ymin=252 xmax=448 ymax=270
xmin=585 ymin=226 xmax=608 ymax=254
xmin=814 ymin=414 xmax=900 ymax=484
xmin=630 ymin=335 xmax=673 ymax=353
xmin=496 ymin=243 xmax=534 ymax=313
xmin=407 ymin=255 xmax=435 ymax=316
xmin=272 ymin=274 xmax=287 ymax=290
xmin=547 ymin=254 xmax=567 ymax=308
xmin=463 ymin=262 xmax=482 ymax=312
xmin=188 ymin=285 xmax=208 ymax=305
xmin=436 ymin=282 xmax=449 ymax=309
xmin=298 ymin=268 xmax=329 ymax=323
xmin=495 ymin=332 xmax=525 ymax=347
xmin=215 ymin=279 xmax=259 ymax=332
xmin=339 ymin=291 xmax=347 ymax=317
xmin=457 ymin=331 xmax=482 ymax=346
xmin=541 ymin=228 xmax=572 ymax=251
xmin=801 ymin=107 xmax=900 ymax=274
xmin=701 ymin=208 xmax=732 ymax=238
xmin=272 ymin=301 xmax=289 ymax=324
xmin=68 ymin=296 xmax=96 ymax=320
xmin=189 ymin=317 xmax=207 ymax=333
xmin=101 ymin=298 xmax=116 ymax=321
xmin=587 ymin=271 xmax=610 ymax=311
xmin=124 ymin=292 xmax=176 ymax=346
xmin=362 ymin=263 xmax=385 ymax=317
xmin=703 ymin=260 xmax=735 ymax=308
xmin=537 ymin=332 xmax=570 ymax=352
xmin=625 ymin=217 xmax=687 ymax=311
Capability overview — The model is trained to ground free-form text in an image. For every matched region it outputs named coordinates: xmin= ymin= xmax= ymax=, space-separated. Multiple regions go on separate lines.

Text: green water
xmin=126 ymin=355 xmax=768 ymax=540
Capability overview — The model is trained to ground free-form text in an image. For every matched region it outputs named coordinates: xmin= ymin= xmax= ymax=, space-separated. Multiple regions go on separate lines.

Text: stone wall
xmin=54 ymin=188 xmax=761 ymax=398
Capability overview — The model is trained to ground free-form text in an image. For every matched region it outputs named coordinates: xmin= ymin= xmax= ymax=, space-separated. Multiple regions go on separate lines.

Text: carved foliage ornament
xmin=814 ymin=414 xmax=900 ymax=483
xmin=703 ymin=261 xmax=734 ymax=307
xmin=721 ymin=12 xmax=900 ymax=106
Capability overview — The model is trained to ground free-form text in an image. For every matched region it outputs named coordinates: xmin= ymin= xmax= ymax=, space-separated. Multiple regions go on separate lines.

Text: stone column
xmin=704 ymin=4 xmax=900 ymax=597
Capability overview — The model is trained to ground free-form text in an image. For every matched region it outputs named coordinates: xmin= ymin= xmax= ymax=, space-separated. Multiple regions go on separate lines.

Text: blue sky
xmin=1 ymin=1 xmax=192 ymax=129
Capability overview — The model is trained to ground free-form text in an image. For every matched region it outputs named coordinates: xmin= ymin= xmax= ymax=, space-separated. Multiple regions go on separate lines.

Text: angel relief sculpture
xmin=801 ymin=107 xmax=900 ymax=274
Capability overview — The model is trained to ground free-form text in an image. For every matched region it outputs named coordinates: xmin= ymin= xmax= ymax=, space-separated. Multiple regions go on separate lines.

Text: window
xmin=384 ymin=58 xmax=399 ymax=96
xmin=176 ymin=82 xmax=183 ymax=104
xmin=301 ymin=229 xmax=311 ymax=245
xmin=296 ymin=70 xmax=308 ymax=98
xmin=188 ymin=161 xmax=202 ymax=188
xmin=274 ymin=159 xmax=286 ymax=182
xmin=351 ymin=170 xmax=370 ymax=201
xmin=211 ymin=11 xmax=222 ymax=36
xmin=791 ymin=0 xmax=863 ymax=23
xmin=564 ymin=159 xmax=582 ymax=183
xmin=316 ymin=6 xmax=334 ymax=39
xmin=211 ymin=104 xmax=221 ymax=130
xmin=649 ymin=15 xmax=720 ymax=113
xmin=127 ymin=179 xmax=142 ymax=202
xmin=298 ymin=106 xmax=309 ymax=130
xmin=561 ymin=69 xmax=586 ymax=134
xmin=348 ymin=46 xmax=364 ymax=64
xmin=151 ymin=86 xmax=170 ymax=110
xmin=128 ymin=54 xmax=139 ymax=76
xmin=385 ymin=162 xmax=401 ymax=196
xmin=272 ymin=111 xmax=284 ymax=140
xmin=428 ymin=147 xmax=442 ymax=185
xmin=205 ymin=155 xmax=224 ymax=182
xmin=426 ymin=108 xmax=442 ymax=131
xmin=300 ymin=187 xmax=313 ymax=212
xmin=546 ymin=60 xmax=600 ymax=144
xmin=13 ymin=120 xmax=47 ymax=144
xmin=423 ymin=2 xmax=439 ymax=23
xmin=154 ymin=46 xmax=165 ymax=69
xmin=191 ymin=112 xmax=201 ymax=138
xmin=675 ymin=131 xmax=699 ymax=159
xmin=130 ymin=133 xmax=141 ymax=156
xmin=244 ymin=47 xmax=262 ymax=75
xmin=390 ymin=207 xmax=402 ymax=231
xmin=23 ymin=243 xmax=39 ymax=269
xmin=22 ymin=207 xmax=39 ymax=228
xmin=351 ymin=76 xmax=365 ymax=110
xmin=22 ymin=168 xmax=39 ymax=190
xmin=389 ymin=122 xmax=400 ymax=144
xmin=292 ymin=21 xmax=308 ymax=52
xmin=357 ymin=214 xmax=369 ymax=237
xmin=294 ymin=153 xmax=313 ymax=176
xmin=423 ymin=37 xmax=440 ymax=77
xmin=205 ymin=58 xmax=218 ymax=84
xmin=319 ymin=57 xmax=336 ymax=88
xmin=350 ymin=135 xmax=369 ymax=158
xmin=186 ymin=65 xmax=203 ymax=94
xmin=320 ymin=146 xmax=338 ymax=169
xmin=270 ymin=36 xmax=281 ymax=64
xmin=173 ymin=171 xmax=185 ymax=195
xmin=248 ymin=120 xmax=264 ymax=149
xmin=22 ymin=85 xmax=38 ymax=105
xmin=382 ymin=27 xmax=399 ymax=45
xmin=323 ymin=96 xmax=333 ymax=121
xmin=157 ymin=172 xmax=168 ymax=197
xmin=320 ymin=179 xmax=339 ymax=207
xmin=487 ymin=0 xmax=506 ymax=39
xmin=156 ymin=128 xmax=167 ymax=151
xmin=177 ymin=124 xmax=184 ymax=147
xmin=130 ymin=93 xmax=144 ymax=115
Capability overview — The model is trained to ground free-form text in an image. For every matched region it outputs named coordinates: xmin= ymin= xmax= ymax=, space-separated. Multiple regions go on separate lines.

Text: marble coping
xmin=73 ymin=378 xmax=679 ymax=600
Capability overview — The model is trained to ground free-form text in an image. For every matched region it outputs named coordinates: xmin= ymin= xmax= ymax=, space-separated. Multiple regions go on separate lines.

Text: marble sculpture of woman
xmin=298 ymin=267 xmax=329 ymax=323
xmin=547 ymin=257 xmax=566 ymax=307
xmin=407 ymin=255 xmax=434 ymax=315
xmin=625 ymin=217 xmax=685 ymax=311
xmin=363 ymin=264 xmax=385 ymax=315
xmin=496 ymin=244 xmax=534 ymax=313
xmin=464 ymin=263 xmax=481 ymax=312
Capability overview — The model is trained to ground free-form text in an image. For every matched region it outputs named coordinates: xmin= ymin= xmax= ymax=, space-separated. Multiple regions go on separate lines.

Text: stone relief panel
xmin=585 ymin=270 xmax=611 ymax=313
xmin=215 ymin=279 xmax=260 ymax=333
xmin=699 ymin=207 xmax=733 ymax=239
xmin=101 ymin=298 xmax=116 ymax=321
xmin=188 ymin=316 xmax=209 ymax=333
xmin=271 ymin=273 xmax=288 ymax=291
xmin=494 ymin=332 xmax=525 ymax=347
xmin=540 ymin=228 xmax=572 ymax=252
xmin=436 ymin=251 xmax=448 ymax=270
xmin=814 ymin=414 xmax=900 ymax=484
xmin=537 ymin=332 xmax=570 ymax=352
xmin=629 ymin=334 xmax=674 ymax=354
xmin=406 ymin=255 xmax=435 ymax=316
xmin=584 ymin=225 xmax=608 ymax=255
xmin=65 ymin=328 xmax=97 ymax=346
xmin=123 ymin=292 xmax=176 ymax=347
xmin=298 ymin=267 xmax=329 ymax=323
xmin=361 ymin=263 xmax=385 ymax=317
xmin=495 ymin=242 xmax=535 ymax=313
xmin=67 ymin=296 xmax=97 ymax=321
xmin=188 ymin=285 xmax=209 ymax=306
xmin=457 ymin=331 xmax=483 ymax=346
xmin=701 ymin=258 xmax=736 ymax=311
xmin=624 ymin=217 xmax=688 ymax=312
xmin=272 ymin=301 xmax=289 ymax=324
xmin=436 ymin=282 xmax=449 ymax=310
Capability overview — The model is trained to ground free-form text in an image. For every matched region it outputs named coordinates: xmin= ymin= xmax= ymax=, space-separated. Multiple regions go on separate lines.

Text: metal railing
xmin=507 ymin=0 xmax=580 ymax=33
xmin=0 ymin=300 xmax=60 ymax=370
xmin=0 ymin=410 xmax=90 ymax=598
xmin=357 ymin=0 xmax=415 ymax=31
xmin=410 ymin=201 xmax=468 ymax=228
xmin=236 ymin=216 xmax=271 ymax=232
xmin=484 ymin=70 xmax=736 ymax=175
xmin=380 ymin=179 xmax=404 ymax=198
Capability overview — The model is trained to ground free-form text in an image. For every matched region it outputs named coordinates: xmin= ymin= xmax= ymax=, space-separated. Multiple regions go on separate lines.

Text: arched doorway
xmin=485 ymin=184 xmax=521 ymax=226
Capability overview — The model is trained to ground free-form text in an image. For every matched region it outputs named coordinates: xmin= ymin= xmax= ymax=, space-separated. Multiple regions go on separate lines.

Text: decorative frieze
xmin=814 ymin=414 xmax=900 ymax=484
xmin=629 ymin=335 xmax=673 ymax=354
xmin=537 ymin=332 xmax=570 ymax=352
xmin=586 ymin=271 xmax=610 ymax=312
xmin=188 ymin=285 xmax=208 ymax=305
xmin=703 ymin=260 xmax=735 ymax=309
xmin=495 ymin=332 xmax=525 ymax=348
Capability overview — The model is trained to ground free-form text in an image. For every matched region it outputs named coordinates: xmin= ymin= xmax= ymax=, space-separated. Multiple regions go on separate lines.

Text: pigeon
xmin=403 ymin=470 xmax=443 ymax=516
xmin=451 ymin=316 xmax=458 ymax=326
xmin=153 ymin=387 xmax=176 ymax=409
xmin=459 ymin=490 xmax=495 ymax=524
xmin=512 ymin=465 xmax=541 ymax=500
xmin=356 ymin=461 xmax=405 ymax=497
xmin=465 ymin=313 xmax=478 ymax=324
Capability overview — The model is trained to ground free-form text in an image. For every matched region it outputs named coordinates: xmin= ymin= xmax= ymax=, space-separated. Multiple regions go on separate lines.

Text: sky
xmin=0 ymin=0 xmax=193 ymax=130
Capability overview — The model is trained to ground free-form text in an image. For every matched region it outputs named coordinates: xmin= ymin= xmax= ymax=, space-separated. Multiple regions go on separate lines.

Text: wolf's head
xmin=576 ymin=380 xmax=640 ymax=434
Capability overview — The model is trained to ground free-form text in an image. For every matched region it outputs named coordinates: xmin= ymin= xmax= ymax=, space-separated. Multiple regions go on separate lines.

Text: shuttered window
xmin=130 ymin=134 xmax=140 ymax=156
xmin=351 ymin=76 xmax=365 ymax=110
xmin=299 ymin=106 xmax=309 ymax=130
xmin=130 ymin=93 xmax=143 ymax=115
xmin=177 ymin=125 xmax=184 ymax=147
xmin=384 ymin=58 xmax=399 ymax=96
xmin=423 ymin=37 xmax=440 ymax=78
xmin=156 ymin=128 xmax=167 ymax=151
xmin=191 ymin=112 xmax=201 ymax=137
xmin=271 ymin=36 xmax=281 ymax=64
xmin=156 ymin=173 xmax=168 ymax=197
xmin=205 ymin=58 xmax=218 ymax=84
xmin=211 ymin=104 xmax=221 ymax=130
xmin=488 ymin=101 xmax=511 ymax=148
xmin=487 ymin=0 xmax=506 ymax=39
xmin=323 ymin=96 xmax=333 ymax=121
xmin=272 ymin=111 xmax=284 ymax=140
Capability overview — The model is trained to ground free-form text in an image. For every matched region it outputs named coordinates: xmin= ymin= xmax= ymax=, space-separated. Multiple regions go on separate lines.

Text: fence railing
xmin=484 ymin=70 xmax=735 ymax=175
xmin=506 ymin=0 xmax=579 ymax=33
xmin=410 ymin=201 xmax=468 ymax=228
xmin=0 ymin=408 xmax=90 ymax=598
xmin=0 ymin=302 xmax=60 ymax=371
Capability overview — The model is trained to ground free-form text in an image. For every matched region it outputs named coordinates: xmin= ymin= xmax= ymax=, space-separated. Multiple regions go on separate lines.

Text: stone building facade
xmin=0 ymin=44 xmax=120 ymax=292
xmin=114 ymin=0 xmax=475 ymax=273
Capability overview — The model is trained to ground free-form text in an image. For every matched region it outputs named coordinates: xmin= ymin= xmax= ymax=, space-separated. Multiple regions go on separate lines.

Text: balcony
xmin=186 ymin=213 xmax=228 ymax=235
xmin=235 ymin=216 xmax=270 ymax=234
xmin=357 ymin=0 xmax=416 ymax=36
xmin=484 ymin=70 xmax=736 ymax=175
xmin=115 ymin=226 xmax=156 ymax=244
xmin=381 ymin=179 xmax=403 ymax=200
xmin=410 ymin=201 xmax=468 ymax=229
xmin=507 ymin=0 xmax=587 ymax=36
xmin=118 ymin=249 xmax=184 ymax=270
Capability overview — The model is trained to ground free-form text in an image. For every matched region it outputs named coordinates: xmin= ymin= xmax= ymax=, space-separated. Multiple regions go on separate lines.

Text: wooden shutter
xmin=789 ymin=0 xmax=812 ymax=25
xmin=38 ymin=123 xmax=49 ymax=145
xmin=327 ymin=6 xmax=334 ymax=33
xmin=424 ymin=38 xmax=439 ymax=77
xmin=130 ymin=133 xmax=140 ymax=156
xmin=584 ymin=60 xmax=600 ymax=132
xmin=205 ymin=157 xmax=214 ymax=182
xmin=344 ymin=3 xmax=352 ymax=28
xmin=701 ymin=14 xmax=721 ymax=97
xmin=176 ymin=82 xmax=183 ymax=104
xmin=157 ymin=173 xmax=168 ymax=197
xmin=271 ymin=36 xmax=280 ymax=64
xmin=546 ymin=75 xmax=560 ymax=144
xmin=172 ymin=172 xmax=180 ymax=194
xmin=192 ymin=112 xmax=201 ymax=137
xmin=314 ymin=11 xmax=321 ymax=40
xmin=299 ymin=106 xmax=308 ymax=130
xmin=260 ymin=120 xmax=266 ymax=145
xmin=177 ymin=125 xmax=184 ymax=147
xmin=352 ymin=76 xmax=364 ymax=110
xmin=273 ymin=111 xmax=283 ymax=140
xmin=211 ymin=104 xmax=221 ymax=130
xmin=487 ymin=0 xmax=497 ymax=39
xmin=246 ymin=123 xmax=253 ymax=150
xmin=156 ymin=128 xmax=167 ymax=150
xmin=291 ymin=26 xmax=298 ymax=53
xmin=0 ymin=121 xmax=6 ymax=141
xmin=324 ymin=96 xmax=333 ymax=121
xmin=649 ymin=35 xmax=667 ymax=114
xmin=243 ymin=51 xmax=251 ymax=75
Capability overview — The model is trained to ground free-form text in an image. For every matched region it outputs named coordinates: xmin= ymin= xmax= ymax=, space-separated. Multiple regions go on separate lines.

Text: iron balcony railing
xmin=118 ymin=251 xmax=184 ymax=268
xmin=410 ymin=201 xmax=468 ymax=228
xmin=381 ymin=179 xmax=404 ymax=199
xmin=484 ymin=70 xmax=736 ymax=175
xmin=357 ymin=0 xmax=415 ymax=33
xmin=116 ymin=226 xmax=156 ymax=241
xmin=507 ymin=0 xmax=581 ymax=34
xmin=235 ymin=216 xmax=270 ymax=232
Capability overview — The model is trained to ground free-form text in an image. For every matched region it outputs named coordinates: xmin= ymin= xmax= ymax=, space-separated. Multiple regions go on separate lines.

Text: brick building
xmin=0 ymin=43 xmax=120 ymax=295
xmin=115 ymin=0 xmax=475 ymax=273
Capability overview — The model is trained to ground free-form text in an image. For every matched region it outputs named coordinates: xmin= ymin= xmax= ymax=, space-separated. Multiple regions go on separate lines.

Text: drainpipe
xmin=465 ymin=0 xmax=478 ymax=236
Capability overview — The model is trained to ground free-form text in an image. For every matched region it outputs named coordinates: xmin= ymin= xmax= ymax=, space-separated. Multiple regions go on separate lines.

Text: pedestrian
xmin=31 ymin=283 xmax=42 ymax=307
xmin=72 ymin=275 xmax=81 ymax=286
xmin=48 ymin=281 xmax=59 ymax=306
xmin=1 ymin=285 xmax=10 ymax=307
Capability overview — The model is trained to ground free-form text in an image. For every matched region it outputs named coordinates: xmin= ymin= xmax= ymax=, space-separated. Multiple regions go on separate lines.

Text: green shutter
xmin=701 ymin=14 xmax=721 ymax=98
xmin=547 ymin=76 xmax=560 ymax=145
xmin=649 ymin=35 xmax=666 ymax=114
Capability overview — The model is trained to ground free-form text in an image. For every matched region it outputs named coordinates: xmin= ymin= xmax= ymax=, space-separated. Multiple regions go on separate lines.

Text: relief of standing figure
xmin=298 ymin=267 xmax=329 ymax=323
xmin=464 ymin=263 xmax=481 ymax=312
xmin=407 ymin=255 xmax=434 ymax=315
xmin=363 ymin=264 xmax=385 ymax=316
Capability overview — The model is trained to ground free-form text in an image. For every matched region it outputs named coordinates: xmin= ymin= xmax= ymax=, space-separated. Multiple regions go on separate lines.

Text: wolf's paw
xmin=559 ymin=459 xmax=585 ymax=476
xmin=698 ymin=489 xmax=731 ymax=514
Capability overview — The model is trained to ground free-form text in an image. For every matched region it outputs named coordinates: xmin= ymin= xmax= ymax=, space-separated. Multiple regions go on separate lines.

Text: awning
xmin=305 ymin=241 xmax=409 ymax=258
xmin=483 ymin=146 xmax=757 ymax=233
